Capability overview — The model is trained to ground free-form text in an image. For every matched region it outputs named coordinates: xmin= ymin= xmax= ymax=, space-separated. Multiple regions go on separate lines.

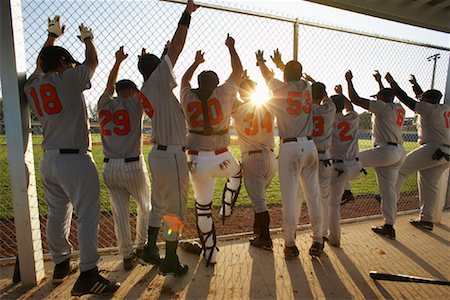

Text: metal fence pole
xmin=445 ymin=55 xmax=450 ymax=104
xmin=293 ymin=19 xmax=299 ymax=61
xmin=0 ymin=0 xmax=44 ymax=286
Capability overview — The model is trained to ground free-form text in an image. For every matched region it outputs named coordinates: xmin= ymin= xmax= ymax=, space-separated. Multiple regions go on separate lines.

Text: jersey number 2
xmin=99 ymin=110 xmax=130 ymax=136
xmin=187 ymin=99 xmax=224 ymax=127
xmin=29 ymin=84 xmax=62 ymax=116
xmin=337 ymin=121 xmax=352 ymax=141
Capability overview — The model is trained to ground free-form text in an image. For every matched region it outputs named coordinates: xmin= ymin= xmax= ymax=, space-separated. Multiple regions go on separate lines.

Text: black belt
xmin=282 ymin=136 xmax=312 ymax=143
xmin=189 ymin=129 xmax=228 ymax=136
xmin=333 ymin=157 xmax=359 ymax=164
xmin=60 ymin=149 xmax=80 ymax=154
xmin=375 ymin=142 xmax=397 ymax=147
xmin=104 ymin=156 xmax=140 ymax=163
xmin=156 ymin=145 xmax=186 ymax=152
xmin=443 ymin=144 xmax=450 ymax=148
xmin=248 ymin=149 xmax=274 ymax=155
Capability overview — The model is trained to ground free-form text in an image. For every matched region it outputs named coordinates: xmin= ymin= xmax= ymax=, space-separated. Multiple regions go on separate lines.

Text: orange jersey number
xmin=137 ymin=92 xmax=154 ymax=118
xmin=312 ymin=115 xmax=324 ymax=137
xmin=396 ymin=108 xmax=405 ymax=126
xmin=287 ymin=90 xmax=311 ymax=115
xmin=99 ymin=109 xmax=131 ymax=136
xmin=187 ymin=98 xmax=224 ymax=128
xmin=29 ymin=84 xmax=62 ymax=117
xmin=337 ymin=121 xmax=352 ymax=141
xmin=243 ymin=111 xmax=273 ymax=136
xmin=444 ymin=111 xmax=450 ymax=128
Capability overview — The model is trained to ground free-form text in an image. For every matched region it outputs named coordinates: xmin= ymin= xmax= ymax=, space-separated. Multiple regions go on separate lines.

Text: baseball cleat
xmin=284 ymin=245 xmax=300 ymax=258
xmin=249 ymin=237 xmax=273 ymax=251
xmin=52 ymin=258 xmax=78 ymax=284
xmin=137 ymin=245 xmax=161 ymax=266
xmin=123 ymin=253 xmax=139 ymax=271
xmin=71 ymin=267 xmax=120 ymax=296
xmin=371 ymin=224 xmax=396 ymax=239
xmin=409 ymin=219 xmax=433 ymax=231
xmin=158 ymin=258 xmax=188 ymax=277
xmin=309 ymin=242 xmax=324 ymax=258
xmin=341 ymin=190 xmax=355 ymax=205
xmin=179 ymin=241 xmax=203 ymax=255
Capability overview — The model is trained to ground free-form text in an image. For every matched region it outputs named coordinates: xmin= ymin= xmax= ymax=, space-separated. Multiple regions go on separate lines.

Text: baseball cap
xmin=370 ymin=88 xmax=394 ymax=99
xmin=116 ymin=79 xmax=138 ymax=93
xmin=40 ymin=46 xmax=80 ymax=72
xmin=138 ymin=54 xmax=161 ymax=80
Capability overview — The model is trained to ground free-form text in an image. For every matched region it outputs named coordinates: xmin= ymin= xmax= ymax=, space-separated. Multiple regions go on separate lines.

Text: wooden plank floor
xmin=1 ymin=212 xmax=449 ymax=299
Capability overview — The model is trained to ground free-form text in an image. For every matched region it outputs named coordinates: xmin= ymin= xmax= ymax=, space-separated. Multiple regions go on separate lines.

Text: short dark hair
xmin=312 ymin=82 xmax=326 ymax=100
xmin=116 ymin=79 xmax=138 ymax=93
xmin=39 ymin=46 xmax=79 ymax=73
xmin=138 ymin=54 xmax=161 ymax=81
xmin=331 ymin=94 xmax=346 ymax=112
xmin=421 ymin=89 xmax=442 ymax=104
xmin=376 ymin=88 xmax=394 ymax=102
xmin=198 ymin=71 xmax=219 ymax=90
xmin=284 ymin=60 xmax=303 ymax=82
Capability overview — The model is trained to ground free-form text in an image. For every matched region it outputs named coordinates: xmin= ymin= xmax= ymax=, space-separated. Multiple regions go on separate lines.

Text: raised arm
xmin=35 ymin=16 xmax=66 ymax=72
xmin=160 ymin=40 xmax=171 ymax=59
xmin=335 ymin=84 xmax=354 ymax=111
xmin=385 ymin=72 xmax=417 ymax=111
xmin=270 ymin=49 xmax=285 ymax=72
xmin=181 ymin=50 xmax=204 ymax=90
xmin=256 ymin=50 xmax=274 ymax=82
xmin=345 ymin=71 xmax=370 ymax=110
xmin=104 ymin=47 xmax=128 ymax=96
xmin=409 ymin=74 xmax=424 ymax=99
xmin=225 ymin=34 xmax=243 ymax=82
xmin=373 ymin=70 xmax=384 ymax=90
xmin=78 ymin=23 xmax=98 ymax=78
xmin=302 ymin=73 xmax=316 ymax=83
xmin=167 ymin=0 xmax=198 ymax=67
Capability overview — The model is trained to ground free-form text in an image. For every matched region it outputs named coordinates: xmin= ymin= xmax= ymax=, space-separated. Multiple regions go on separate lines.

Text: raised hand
xmin=225 ymin=34 xmax=235 ymax=48
xmin=409 ymin=74 xmax=417 ymax=85
xmin=334 ymin=84 xmax=343 ymax=95
xmin=78 ymin=23 xmax=94 ymax=42
xmin=302 ymin=73 xmax=315 ymax=83
xmin=385 ymin=72 xmax=395 ymax=84
xmin=255 ymin=50 xmax=266 ymax=65
xmin=373 ymin=70 xmax=382 ymax=82
xmin=345 ymin=70 xmax=353 ymax=81
xmin=187 ymin=0 xmax=200 ymax=14
xmin=270 ymin=49 xmax=284 ymax=69
xmin=47 ymin=15 xmax=65 ymax=38
xmin=195 ymin=50 xmax=205 ymax=64
xmin=115 ymin=46 xmax=128 ymax=62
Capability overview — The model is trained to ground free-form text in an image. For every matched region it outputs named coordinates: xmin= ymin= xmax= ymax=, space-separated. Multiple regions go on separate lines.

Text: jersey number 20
xmin=187 ymin=99 xmax=224 ymax=127
xmin=99 ymin=110 xmax=130 ymax=136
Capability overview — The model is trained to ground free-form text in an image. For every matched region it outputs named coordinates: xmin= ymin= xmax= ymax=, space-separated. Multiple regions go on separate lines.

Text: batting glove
xmin=47 ymin=15 xmax=65 ymax=38
xmin=78 ymin=23 xmax=94 ymax=42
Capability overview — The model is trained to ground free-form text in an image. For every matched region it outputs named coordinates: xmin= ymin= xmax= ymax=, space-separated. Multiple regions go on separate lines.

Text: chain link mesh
xmin=1 ymin=0 xmax=448 ymax=259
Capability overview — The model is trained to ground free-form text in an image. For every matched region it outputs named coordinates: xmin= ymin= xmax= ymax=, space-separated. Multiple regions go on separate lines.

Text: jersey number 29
xmin=99 ymin=110 xmax=130 ymax=136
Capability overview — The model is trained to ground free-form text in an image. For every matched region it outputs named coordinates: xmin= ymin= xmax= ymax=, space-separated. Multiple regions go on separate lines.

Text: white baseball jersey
xmin=24 ymin=66 xmax=91 ymax=150
xmin=330 ymin=110 xmax=360 ymax=161
xmin=98 ymin=94 xmax=144 ymax=158
xmin=416 ymin=102 xmax=450 ymax=146
xmin=266 ymin=78 xmax=313 ymax=139
xmin=311 ymin=99 xmax=336 ymax=152
xmin=232 ymin=101 xmax=275 ymax=152
xmin=141 ymin=56 xmax=187 ymax=146
xmin=368 ymin=101 xmax=405 ymax=145
xmin=181 ymin=79 xmax=238 ymax=150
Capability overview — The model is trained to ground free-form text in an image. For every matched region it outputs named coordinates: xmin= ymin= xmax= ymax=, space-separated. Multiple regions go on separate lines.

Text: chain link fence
xmin=1 ymin=0 xmax=449 ymax=260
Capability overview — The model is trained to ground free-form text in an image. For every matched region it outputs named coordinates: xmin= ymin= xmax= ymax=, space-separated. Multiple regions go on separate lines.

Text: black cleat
xmin=284 ymin=245 xmax=299 ymax=258
xmin=137 ymin=245 xmax=161 ymax=266
xmin=375 ymin=194 xmax=382 ymax=203
xmin=249 ymin=237 xmax=273 ymax=251
xmin=371 ymin=224 xmax=396 ymax=239
xmin=309 ymin=242 xmax=324 ymax=257
xmin=158 ymin=258 xmax=188 ymax=277
xmin=341 ymin=190 xmax=355 ymax=205
xmin=123 ymin=253 xmax=139 ymax=271
xmin=71 ymin=267 xmax=120 ymax=296
xmin=52 ymin=258 xmax=78 ymax=285
xmin=410 ymin=219 xmax=433 ymax=231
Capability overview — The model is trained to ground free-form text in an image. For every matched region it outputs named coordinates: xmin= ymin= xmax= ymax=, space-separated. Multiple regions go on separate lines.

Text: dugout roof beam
xmin=303 ymin=0 xmax=450 ymax=33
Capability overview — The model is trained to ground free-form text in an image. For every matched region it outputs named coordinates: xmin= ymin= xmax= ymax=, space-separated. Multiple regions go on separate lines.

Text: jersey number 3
xmin=29 ymin=84 xmax=62 ymax=116
xmin=99 ymin=110 xmax=130 ymax=136
xmin=243 ymin=111 xmax=273 ymax=136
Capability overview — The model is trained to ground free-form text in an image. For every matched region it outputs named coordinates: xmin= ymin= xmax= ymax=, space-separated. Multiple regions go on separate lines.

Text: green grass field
xmin=0 ymin=135 xmax=419 ymax=219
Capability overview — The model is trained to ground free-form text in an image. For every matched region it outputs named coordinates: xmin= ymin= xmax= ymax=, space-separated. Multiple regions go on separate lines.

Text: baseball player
xmin=346 ymin=70 xmax=406 ymax=239
xmin=385 ymin=73 xmax=450 ymax=231
xmin=328 ymin=87 xmax=362 ymax=247
xmin=231 ymin=72 xmax=277 ymax=250
xmin=256 ymin=50 xmax=323 ymax=258
xmin=180 ymin=35 xmax=243 ymax=266
xmin=137 ymin=0 xmax=198 ymax=277
xmin=98 ymin=47 xmax=151 ymax=270
xmin=24 ymin=16 xmax=119 ymax=295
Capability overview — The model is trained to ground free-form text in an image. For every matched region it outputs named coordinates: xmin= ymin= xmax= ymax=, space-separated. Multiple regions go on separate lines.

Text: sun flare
xmin=251 ymin=84 xmax=270 ymax=105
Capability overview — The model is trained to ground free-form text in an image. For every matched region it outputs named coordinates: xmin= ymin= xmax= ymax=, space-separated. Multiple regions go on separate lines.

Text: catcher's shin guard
xmin=220 ymin=169 xmax=242 ymax=223
xmin=196 ymin=201 xmax=218 ymax=267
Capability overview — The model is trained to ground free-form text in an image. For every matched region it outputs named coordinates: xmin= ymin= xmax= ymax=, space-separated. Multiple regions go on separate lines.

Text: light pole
xmin=427 ymin=53 xmax=441 ymax=89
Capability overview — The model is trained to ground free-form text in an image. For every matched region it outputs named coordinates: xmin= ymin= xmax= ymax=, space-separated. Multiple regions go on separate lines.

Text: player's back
xmin=330 ymin=110 xmax=359 ymax=161
xmin=181 ymin=80 xmax=238 ymax=151
xmin=416 ymin=102 xmax=450 ymax=146
xmin=267 ymin=79 xmax=313 ymax=139
xmin=312 ymin=100 xmax=336 ymax=151
xmin=24 ymin=65 xmax=91 ymax=150
xmin=98 ymin=94 xmax=144 ymax=158
xmin=369 ymin=101 xmax=405 ymax=145
xmin=232 ymin=101 xmax=275 ymax=153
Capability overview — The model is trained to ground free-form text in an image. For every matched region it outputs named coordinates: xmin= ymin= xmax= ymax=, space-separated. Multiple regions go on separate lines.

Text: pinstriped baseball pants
xmin=103 ymin=155 xmax=151 ymax=258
